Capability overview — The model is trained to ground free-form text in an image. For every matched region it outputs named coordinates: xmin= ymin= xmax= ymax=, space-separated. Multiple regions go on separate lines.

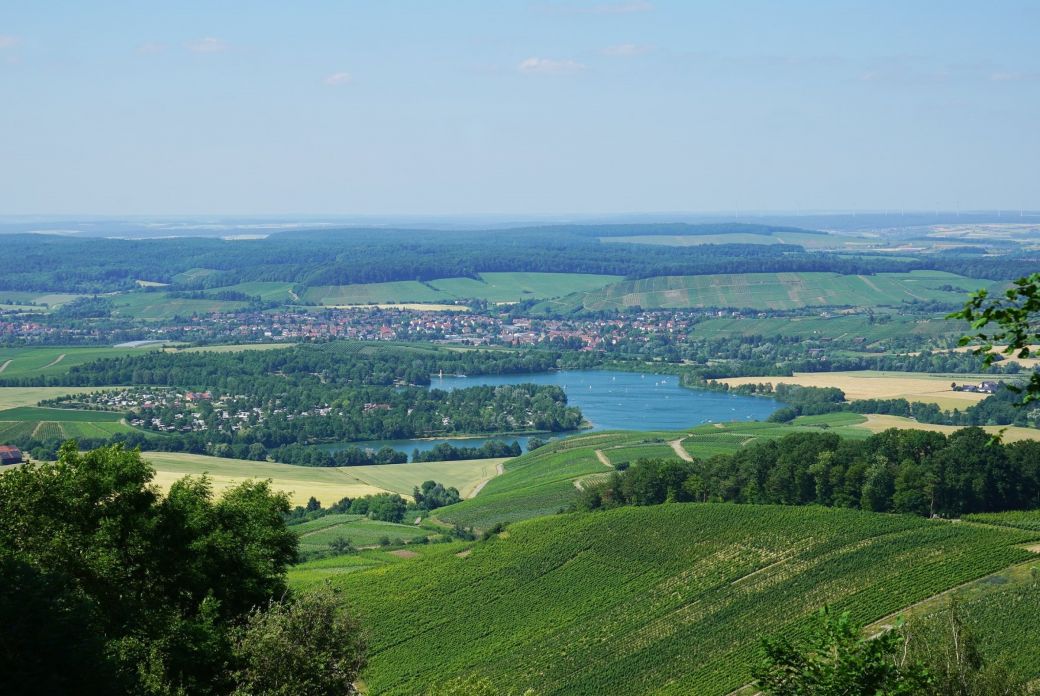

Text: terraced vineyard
xmin=964 ymin=510 xmax=1040 ymax=532
xmin=567 ymin=270 xmax=993 ymax=312
xmin=311 ymin=504 xmax=1039 ymax=695
xmin=0 ymin=405 xmax=134 ymax=440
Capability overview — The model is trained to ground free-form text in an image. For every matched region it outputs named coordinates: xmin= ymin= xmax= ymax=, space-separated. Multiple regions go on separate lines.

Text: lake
xmin=341 ymin=370 xmax=778 ymax=457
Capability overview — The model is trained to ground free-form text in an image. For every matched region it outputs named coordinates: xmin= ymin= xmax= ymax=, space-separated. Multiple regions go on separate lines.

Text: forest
xmin=3 ymin=223 xmax=1039 ymax=293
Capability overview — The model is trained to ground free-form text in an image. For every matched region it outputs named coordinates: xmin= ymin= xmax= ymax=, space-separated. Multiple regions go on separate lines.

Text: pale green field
xmin=0 ymin=346 xmax=163 ymax=379
xmin=218 ymin=281 xmax=297 ymax=301
xmin=600 ymin=231 xmax=859 ymax=250
xmin=0 ymin=291 xmax=87 ymax=308
xmin=109 ymin=292 xmax=248 ymax=320
xmin=304 ymin=272 xmax=622 ymax=305
xmin=172 ymin=343 xmax=296 ymax=354
xmin=0 ymin=386 xmax=126 ymax=410
xmin=576 ymin=270 xmax=993 ymax=311
xmin=143 ymin=452 xmax=504 ymax=507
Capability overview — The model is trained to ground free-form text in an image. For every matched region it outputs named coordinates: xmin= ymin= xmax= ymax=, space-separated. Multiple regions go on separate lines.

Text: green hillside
xmin=558 ymin=270 xmax=992 ymax=312
xmin=293 ymin=504 xmax=1038 ymax=696
xmin=434 ymin=416 xmax=874 ymax=530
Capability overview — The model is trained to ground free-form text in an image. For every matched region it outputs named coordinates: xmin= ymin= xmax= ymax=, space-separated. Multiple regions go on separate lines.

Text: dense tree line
xmin=579 ymin=428 xmax=1040 ymax=517
xmin=412 ymin=440 xmax=523 ymax=462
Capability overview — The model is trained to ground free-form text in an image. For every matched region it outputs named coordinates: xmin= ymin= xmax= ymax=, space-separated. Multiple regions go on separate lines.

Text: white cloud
xmin=602 ymin=43 xmax=651 ymax=57
xmin=518 ymin=57 xmax=586 ymax=75
xmin=186 ymin=37 xmax=228 ymax=54
xmin=324 ymin=71 xmax=354 ymax=86
xmin=0 ymin=35 xmax=19 ymax=49
xmin=592 ymin=1 xmax=652 ymax=13
xmin=536 ymin=1 xmax=653 ymax=16
xmin=990 ymin=71 xmax=1040 ymax=82
xmin=137 ymin=41 xmax=167 ymax=55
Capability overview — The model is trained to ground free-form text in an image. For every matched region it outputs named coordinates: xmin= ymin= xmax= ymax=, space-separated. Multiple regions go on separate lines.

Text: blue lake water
xmin=343 ymin=370 xmax=778 ymax=457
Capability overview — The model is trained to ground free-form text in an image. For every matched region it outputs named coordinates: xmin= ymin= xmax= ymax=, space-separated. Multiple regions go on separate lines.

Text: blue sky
xmin=1 ymin=1 xmax=1037 ymax=215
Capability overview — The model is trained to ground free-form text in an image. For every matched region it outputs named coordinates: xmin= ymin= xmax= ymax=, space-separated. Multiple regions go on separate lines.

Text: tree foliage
xmin=0 ymin=442 xmax=364 ymax=695
xmin=951 ymin=272 xmax=1040 ymax=405
xmin=754 ymin=608 xmax=931 ymax=695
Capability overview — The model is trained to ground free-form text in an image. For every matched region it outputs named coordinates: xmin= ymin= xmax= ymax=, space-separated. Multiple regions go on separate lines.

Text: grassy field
xmin=0 ymin=386 xmax=126 ymax=410
xmin=109 ymin=292 xmax=248 ymax=320
xmin=600 ymin=230 xmax=861 ymax=250
xmin=142 ymin=451 xmax=504 ymax=507
xmin=303 ymin=272 xmax=622 ymax=305
xmin=691 ymin=313 xmax=963 ymax=343
xmin=0 ymin=291 xmax=87 ymax=308
xmin=293 ymin=513 xmax=430 ymax=552
xmin=0 ymin=345 xmax=164 ymax=380
xmin=569 ymin=270 xmax=992 ymax=312
xmin=302 ymin=503 xmax=1038 ymax=695
xmin=719 ymin=370 xmax=995 ymax=409
xmin=171 ymin=343 xmax=296 ymax=354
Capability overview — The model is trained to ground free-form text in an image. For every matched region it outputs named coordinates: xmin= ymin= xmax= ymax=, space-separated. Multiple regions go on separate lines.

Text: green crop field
xmin=302 ymin=503 xmax=1038 ymax=696
xmin=0 ymin=405 xmax=134 ymax=441
xmin=0 ymin=345 xmax=165 ymax=380
xmin=690 ymin=313 xmax=965 ymax=343
xmin=565 ymin=271 xmax=993 ymax=312
xmin=295 ymin=513 xmax=430 ymax=551
xmin=964 ymin=510 xmax=1040 ymax=532
xmin=143 ymin=451 xmax=503 ymax=507
xmin=302 ymin=272 xmax=622 ymax=305
xmin=109 ymin=292 xmax=248 ymax=320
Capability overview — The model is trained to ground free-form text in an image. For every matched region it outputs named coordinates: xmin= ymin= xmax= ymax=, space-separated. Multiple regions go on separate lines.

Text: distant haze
xmin=1 ymin=1 xmax=1037 ymax=215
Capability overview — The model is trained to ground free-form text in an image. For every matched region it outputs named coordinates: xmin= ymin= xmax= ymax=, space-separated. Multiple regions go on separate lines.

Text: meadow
xmin=302 ymin=272 xmax=621 ymax=305
xmin=0 ymin=345 xmax=163 ymax=379
xmin=690 ymin=313 xmax=962 ymax=343
xmin=293 ymin=513 xmax=431 ymax=552
xmin=572 ymin=270 xmax=993 ymax=312
xmin=302 ymin=503 xmax=1039 ymax=695
xmin=142 ymin=451 xmax=504 ymax=507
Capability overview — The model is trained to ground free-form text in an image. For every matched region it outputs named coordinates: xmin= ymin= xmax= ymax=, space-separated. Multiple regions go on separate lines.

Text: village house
xmin=0 ymin=445 xmax=24 ymax=465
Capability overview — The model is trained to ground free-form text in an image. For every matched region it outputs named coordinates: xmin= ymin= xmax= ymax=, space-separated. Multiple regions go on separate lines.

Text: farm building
xmin=0 ymin=445 xmax=23 ymax=465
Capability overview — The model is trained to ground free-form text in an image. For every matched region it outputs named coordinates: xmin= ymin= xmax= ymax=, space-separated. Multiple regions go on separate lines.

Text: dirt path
xmin=670 ymin=438 xmax=693 ymax=462
xmin=41 ymin=353 xmax=66 ymax=370
xmin=0 ymin=360 xmax=10 ymax=374
xmin=469 ymin=461 xmax=505 ymax=498
xmin=594 ymin=449 xmax=612 ymax=468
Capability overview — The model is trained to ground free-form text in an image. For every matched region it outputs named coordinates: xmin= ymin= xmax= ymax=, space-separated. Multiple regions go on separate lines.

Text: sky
xmin=1 ymin=1 xmax=1038 ymax=216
